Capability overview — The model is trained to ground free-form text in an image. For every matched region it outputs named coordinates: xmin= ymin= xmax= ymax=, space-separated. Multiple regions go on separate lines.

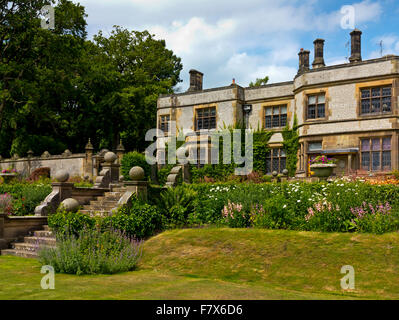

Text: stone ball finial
xmin=104 ymin=151 xmax=117 ymax=163
xmin=129 ymin=166 xmax=145 ymax=181
xmin=272 ymin=171 xmax=278 ymax=177
xmin=282 ymin=169 xmax=289 ymax=176
xmin=55 ymin=170 xmax=69 ymax=182
xmin=59 ymin=198 xmax=79 ymax=212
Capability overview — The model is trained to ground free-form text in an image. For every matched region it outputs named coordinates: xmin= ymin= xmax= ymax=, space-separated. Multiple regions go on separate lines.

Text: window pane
xmin=265 ymin=107 xmax=272 ymax=115
xmin=382 ymin=151 xmax=391 ymax=170
xmin=318 ymin=94 xmax=325 ymax=103
xmin=280 ymin=105 xmax=287 ymax=114
xmin=280 ymin=114 xmax=287 ymax=127
xmin=372 ymin=88 xmax=381 ymax=97
xmin=372 ymin=139 xmax=380 ymax=151
xmin=308 ymin=96 xmax=316 ymax=104
xmin=197 ymin=109 xmax=203 ymax=117
xmin=361 ymin=139 xmax=370 ymax=151
xmin=210 ymin=108 xmax=216 ymax=116
xmin=382 ymin=87 xmax=392 ymax=97
xmin=361 ymin=99 xmax=370 ymax=114
xmin=280 ymin=158 xmax=286 ymax=172
xmin=382 ymin=97 xmax=391 ymax=112
xmin=383 ymin=137 xmax=391 ymax=150
xmin=372 ymin=152 xmax=381 ymax=171
xmin=361 ymin=89 xmax=370 ymax=99
xmin=272 ymin=158 xmax=279 ymax=172
xmin=308 ymin=105 xmax=316 ymax=119
xmin=317 ymin=104 xmax=325 ymax=118
xmin=210 ymin=118 xmax=216 ymax=129
xmin=203 ymin=118 xmax=209 ymax=128
xmin=203 ymin=109 xmax=209 ymax=117
xmin=272 ymin=115 xmax=279 ymax=127
xmin=309 ymin=142 xmax=322 ymax=151
xmin=371 ymin=98 xmax=380 ymax=113
xmin=272 ymin=149 xmax=279 ymax=156
xmin=266 ymin=159 xmax=271 ymax=174
xmin=265 ymin=116 xmax=272 ymax=128
xmin=280 ymin=149 xmax=286 ymax=157
xmin=273 ymin=107 xmax=279 ymax=114
xmin=361 ymin=152 xmax=370 ymax=170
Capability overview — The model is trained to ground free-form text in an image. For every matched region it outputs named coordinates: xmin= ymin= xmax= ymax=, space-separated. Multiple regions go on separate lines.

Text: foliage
xmin=0 ymin=193 xmax=13 ymax=215
xmin=121 ymin=151 xmax=151 ymax=181
xmin=249 ymin=76 xmax=269 ymax=87
xmin=282 ymin=114 xmax=300 ymax=176
xmin=0 ymin=180 xmax=51 ymax=216
xmin=38 ymin=228 xmax=142 ymax=275
xmin=48 ymin=209 xmax=96 ymax=236
xmin=157 ymin=186 xmax=197 ymax=227
xmin=101 ymin=200 xmax=163 ymax=239
xmin=222 ymin=201 xmax=249 ymax=228
xmin=176 ymin=180 xmax=399 ymax=234
xmin=309 ymin=155 xmax=337 ymax=165
xmin=28 ymin=167 xmax=50 ymax=182
xmin=157 ymin=164 xmax=174 ymax=186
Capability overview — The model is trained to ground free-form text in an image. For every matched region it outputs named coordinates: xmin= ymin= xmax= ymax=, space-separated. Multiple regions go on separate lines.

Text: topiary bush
xmin=28 ymin=167 xmax=50 ymax=182
xmin=121 ymin=151 xmax=151 ymax=181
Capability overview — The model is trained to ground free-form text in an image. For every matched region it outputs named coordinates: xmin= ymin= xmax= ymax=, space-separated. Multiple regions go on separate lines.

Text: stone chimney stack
xmin=188 ymin=69 xmax=204 ymax=92
xmin=298 ymin=48 xmax=310 ymax=73
xmin=312 ymin=39 xmax=326 ymax=69
xmin=349 ymin=29 xmax=362 ymax=63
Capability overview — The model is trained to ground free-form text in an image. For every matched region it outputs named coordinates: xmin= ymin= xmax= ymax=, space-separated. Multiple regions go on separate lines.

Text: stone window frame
xmin=159 ymin=114 xmax=170 ymax=134
xmin=360 ymin=136 xmax=392 ymax=172
xmin=194 ymin=106 xmax=217 ymax=131
xmin=264 ymin=105 xmax=288 ymax=129
xmin=306 ymin=93 xmax=326 ymax=120
xmin=266 ymin=147 xmax=286 ymax=174
xmin=359 ymin=85 xmax=393 ymax=116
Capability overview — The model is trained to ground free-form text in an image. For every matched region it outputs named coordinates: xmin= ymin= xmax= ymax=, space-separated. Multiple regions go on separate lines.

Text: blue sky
xmin=74 ymin=0 xmax=399 ymax=90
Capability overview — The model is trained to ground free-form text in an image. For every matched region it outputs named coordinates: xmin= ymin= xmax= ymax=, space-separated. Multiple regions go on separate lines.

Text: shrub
xmin=28 ymin=167 xmax=50 ymax=182
xmin=38 ymin=228 xmax=142 ymax=275
xmin=158 ymin=186 xmax=197 ymax=226
xmin=222 ymin=201 xmax=249 ymax=228
xmin=121 ymin=152 xmax=151 ymax=181
xmin=101 ymin=200 xmax=163 ymax=239
xmin=157 ymin=164 xmax=174 ymax=186
xmin=0 ymin=194 xmax=13 ymax=215
xmin=48 ymin=210 xmax=96 ymax=236
xmin=12 ymin=183 xmax=52 ymax=216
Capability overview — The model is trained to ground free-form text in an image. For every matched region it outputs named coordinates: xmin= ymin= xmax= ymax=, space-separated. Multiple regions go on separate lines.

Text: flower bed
xmin=184 ymin=181 xmax=399 ymax=234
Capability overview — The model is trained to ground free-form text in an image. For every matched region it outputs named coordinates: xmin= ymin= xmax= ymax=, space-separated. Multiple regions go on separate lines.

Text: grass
xmin=1 ymin=228 xmax=399 ymax=300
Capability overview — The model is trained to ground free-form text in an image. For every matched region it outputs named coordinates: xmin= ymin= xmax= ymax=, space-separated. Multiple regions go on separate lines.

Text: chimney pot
xmin=349 ymin=29 xmax=362 ymax=63
xmin=298 ymin=49 xmax=310 ymax=74
xmin=187 ymin=69 xmax=204 ymax=92
xmin=312 ymin=38 xmax=325 ymax=69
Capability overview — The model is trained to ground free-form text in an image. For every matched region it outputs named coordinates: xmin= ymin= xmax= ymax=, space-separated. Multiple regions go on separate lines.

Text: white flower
xmin=297 ymin=200 xmax=301 ymax=203
xmin=283 ymin=204 xmax=287 ymax=208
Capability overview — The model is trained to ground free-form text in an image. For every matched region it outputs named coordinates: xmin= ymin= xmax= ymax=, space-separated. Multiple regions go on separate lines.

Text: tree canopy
xmin=248 ymin=76 xmax=269 ymax=87
xmin=0 ymin=0 xmax=182 ymax=157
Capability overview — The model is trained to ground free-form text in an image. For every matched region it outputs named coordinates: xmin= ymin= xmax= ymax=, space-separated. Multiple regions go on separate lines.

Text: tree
xmin=84 ymin=26 xmax=183 ymax=151
xmin=249 ymin=76 xmax=269 ymax=87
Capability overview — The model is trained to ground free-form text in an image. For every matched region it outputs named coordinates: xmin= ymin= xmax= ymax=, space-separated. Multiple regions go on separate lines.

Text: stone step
xmin=89 ymin=200 xmax=116 ymax=206
xmin=24 ymin=236 xmax=56 ymax=245
xmin=33 ymin=230 xmax=53 ymax=238
xmin=80 ymin=210 xmax=112 ymax=217
xmin=13 ymin=243 xmax=54 ymax=252
xmin=112 ymin=188 xmax=127 ymax=193
xmin=1 ymin=249 xmax=38 ymax=258
xmin=96 ymin=196 xmax=121 ymax=202
xmin=83 ymin=204 xmax=117 ymax=211
xmin=43 ymin=225 xmax=50 ymax=231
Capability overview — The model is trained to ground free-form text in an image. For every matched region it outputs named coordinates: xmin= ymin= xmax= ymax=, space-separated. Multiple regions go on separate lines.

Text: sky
xmin=73 ymin=0 xmax=399 ymax=91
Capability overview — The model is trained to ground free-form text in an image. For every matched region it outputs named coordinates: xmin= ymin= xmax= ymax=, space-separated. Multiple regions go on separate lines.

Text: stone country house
xmin=157 ymin=29 xmax=399 ymax=177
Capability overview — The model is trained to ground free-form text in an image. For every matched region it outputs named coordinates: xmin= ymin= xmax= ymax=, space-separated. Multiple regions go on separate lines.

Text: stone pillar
xmin=27 ymin=150 xmax=34 ymax=176
xmin=116 ymin=139 xmax=125 ymax=177
xmin=119 ymin=167 xmax=148 ymax=206
xmin=85 ymin=139 xmax=94 ymax=181
xmin=348 ymin=154 xmax=353 ymax=174
xmin=392 ymin=132 xmax=399 ymax=171
xmin=0 ymin=213 xmax=6 ymax=249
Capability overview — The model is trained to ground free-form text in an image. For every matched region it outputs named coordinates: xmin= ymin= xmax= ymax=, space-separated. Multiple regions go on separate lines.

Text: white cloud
xmin=74 ymin=0 xmax=385 ymax=88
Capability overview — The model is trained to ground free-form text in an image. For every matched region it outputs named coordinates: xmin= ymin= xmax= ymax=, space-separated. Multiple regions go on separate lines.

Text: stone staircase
xmin=80 ymin=187 xmax=126 ymax=217
xmin=1 ymin=225 xmax=56 ymax=258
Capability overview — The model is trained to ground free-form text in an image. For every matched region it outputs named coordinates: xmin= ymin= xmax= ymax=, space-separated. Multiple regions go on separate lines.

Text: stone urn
xmin=0 ymin=173 xmax=18 ymax=184
xmin=310 ymin=163 xmax=337 ymax=178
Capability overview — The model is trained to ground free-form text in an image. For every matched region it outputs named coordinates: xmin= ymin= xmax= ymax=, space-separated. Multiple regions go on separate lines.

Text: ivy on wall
xmin=282 ymin=114 xmax=300 ymax=177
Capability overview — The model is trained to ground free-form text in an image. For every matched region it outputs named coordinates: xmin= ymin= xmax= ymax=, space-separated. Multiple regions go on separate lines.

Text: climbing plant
xmin=282 ymin=114 xmax=300 ymax=177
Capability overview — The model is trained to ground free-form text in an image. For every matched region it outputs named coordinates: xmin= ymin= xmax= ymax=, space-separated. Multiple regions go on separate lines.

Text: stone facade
xmin=157 ymin=30 xmax=399 ymax=177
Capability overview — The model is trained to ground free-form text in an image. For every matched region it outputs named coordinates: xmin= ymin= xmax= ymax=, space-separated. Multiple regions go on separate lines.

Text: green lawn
xmin=1 ymin=228 xmax=399 ymax=300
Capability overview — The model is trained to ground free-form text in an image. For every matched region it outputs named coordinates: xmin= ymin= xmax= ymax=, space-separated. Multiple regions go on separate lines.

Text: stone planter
xmin=310 ymin=164 xmax=337 ymax=178
xmin=0 ymin=173 xmax=18 ymax=184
